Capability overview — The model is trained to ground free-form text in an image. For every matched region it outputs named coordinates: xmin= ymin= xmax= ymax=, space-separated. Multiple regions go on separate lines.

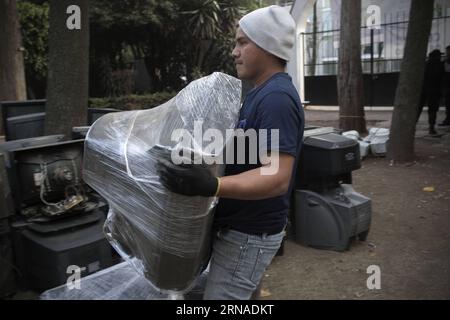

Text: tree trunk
xmin=0 ymin=0 xmax=27 ymax=135
xmin=387 ymin=0 xmax=435 ymax=162
xmin=337 ymin=0 xmax=367 ymax=134
xmin=45 ymin=0 xmax=89 ymax=136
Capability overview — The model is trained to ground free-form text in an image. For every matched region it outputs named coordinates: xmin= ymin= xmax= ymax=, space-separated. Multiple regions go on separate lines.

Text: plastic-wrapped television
xmin=83 ymin=72 xmax=242 ymax=295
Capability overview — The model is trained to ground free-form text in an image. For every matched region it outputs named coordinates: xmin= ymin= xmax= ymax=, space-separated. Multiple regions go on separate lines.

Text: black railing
xmin=301 ymin=15 xmax=450 ymax=77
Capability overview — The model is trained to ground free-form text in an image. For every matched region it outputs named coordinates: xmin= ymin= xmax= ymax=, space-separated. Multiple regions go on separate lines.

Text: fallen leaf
xmin=260 ymin=289 xmax=272 ymax=298
xmin=423 ymin=187 xmax=435 ymax=192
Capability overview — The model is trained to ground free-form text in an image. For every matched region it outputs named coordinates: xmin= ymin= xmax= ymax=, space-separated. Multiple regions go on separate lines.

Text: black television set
xmin=1 ymin=100 xmax=120 ymax=139
xmin=71 ymin=126 xmax=90 ymax=140
xmin=6 ymin=112 xmax=46 ymax=141
xmin=1 ymin=100 xmax=46 ymax=139
xmin=0 ymin=135 xmax=66 ymax=168
xmin=87 ymin=108 xmax=120 ymax=125
xmin=6 ymin=140 xmax=85 ymax=211
xmin=0 ymin=135 xmax=65 ymax=153
xmin=0 ymin=153 xmax=14 ymax=220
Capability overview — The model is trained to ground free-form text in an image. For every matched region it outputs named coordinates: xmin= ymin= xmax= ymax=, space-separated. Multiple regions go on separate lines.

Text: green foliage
xmin=17 ymin=1 xmax=49 ymax=97
xmin=90 ymin=0 xmax=259 ymax=94
xmin=89 ymin=92 xmax=177 ymax=110
xmin=180 ymin=0 xmax=257 ymax=76
xmin=17 ymin=0 xmax=260 ymax=97
xmin=90 ymin=0 xmax=177 ymax=46
xmin=181 ymin=0 xmax=221 ymax=40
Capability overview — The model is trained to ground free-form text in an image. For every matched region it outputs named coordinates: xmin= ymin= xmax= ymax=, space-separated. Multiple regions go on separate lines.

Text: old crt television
xmin=1 ymin=99 xmax=46 ymax=124
xmin=0 ymin=134 xmax=66 ymax=170
xmin=6 ymin=140 xmax=84 ymax=211
xmin=0 ymin=135 xmax=66 ymax=208
xmin=0 ymin=135 xmax=66 ymax=156
xmin=71 ymin=126 xmax=90 ymax=140
xmin=1 ymin=100 xmax=119 ymax=138
xmin=6 ymin=113 xmax=46 ymax=141
xmin=1 ymin=100 xmax=46 ymax=140
xmin=6 ymin=138 xmax=115 ymax=292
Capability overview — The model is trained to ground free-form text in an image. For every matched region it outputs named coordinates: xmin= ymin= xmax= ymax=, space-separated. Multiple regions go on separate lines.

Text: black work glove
xmin=152 ymin=146 xmax=219 ymax=197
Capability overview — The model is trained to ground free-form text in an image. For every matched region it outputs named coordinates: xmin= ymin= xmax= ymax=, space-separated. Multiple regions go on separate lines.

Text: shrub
xmin=89 ymin=92 xmax=177 ymax=111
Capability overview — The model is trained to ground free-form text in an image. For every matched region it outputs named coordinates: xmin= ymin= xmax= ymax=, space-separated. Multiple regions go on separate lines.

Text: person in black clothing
xmin=417 ymin=49 xmax=444 ymax=135
xmin=439 ymin=45 xmax=450 ymax=126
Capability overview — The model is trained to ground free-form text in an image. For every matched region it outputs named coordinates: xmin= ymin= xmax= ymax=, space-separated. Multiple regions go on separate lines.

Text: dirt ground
xmin=260 ymin=110 xmax=450 ymax=300
xmin=3 ymin=109 xmax=450 ymax=301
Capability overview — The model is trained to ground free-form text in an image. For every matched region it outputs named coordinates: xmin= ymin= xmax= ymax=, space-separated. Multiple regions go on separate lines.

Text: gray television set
xmin=6 ymin=139 xmax=84 ymax=210
xmin=1 ymin=100 xmax=46 ymax=140
xmin=1 ymin=99 xmax=120 ymax=140
xmin=6 ymin=113 xmax=46 ymax=141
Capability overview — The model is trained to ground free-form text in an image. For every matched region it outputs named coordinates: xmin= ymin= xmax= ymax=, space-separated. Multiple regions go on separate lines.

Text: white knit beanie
xmin=239 ymin=5 xmax=296 ymax=61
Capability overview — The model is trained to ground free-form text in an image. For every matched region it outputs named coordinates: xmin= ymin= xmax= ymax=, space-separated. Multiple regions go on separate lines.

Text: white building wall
xmin=289 ymin=0 xmax=450 ymax=99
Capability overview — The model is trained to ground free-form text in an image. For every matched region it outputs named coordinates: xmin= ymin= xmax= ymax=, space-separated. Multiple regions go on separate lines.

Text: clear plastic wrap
xmin=40 ymin=262 xmax=208 ymax=300
xmin=363 ymin=128 xmax=390 ymax=157
xmin=83 ymin=72 xmax=242 ymax=295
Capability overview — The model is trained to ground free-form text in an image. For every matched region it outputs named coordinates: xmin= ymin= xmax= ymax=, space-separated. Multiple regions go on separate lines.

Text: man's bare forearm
xmin=217 ymin=154 xmax=295 ymax=200
xmin=217 ymin=169 xmax=287 ymax=200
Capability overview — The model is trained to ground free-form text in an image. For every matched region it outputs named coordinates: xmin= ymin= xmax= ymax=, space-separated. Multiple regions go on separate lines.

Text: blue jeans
xmin=202 ymin=228 xmax=284 ymax=300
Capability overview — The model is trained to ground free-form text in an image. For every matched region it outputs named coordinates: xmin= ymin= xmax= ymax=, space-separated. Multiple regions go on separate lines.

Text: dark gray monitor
xmin=0 ymin=135 xmax=67 ymax=215
xmin=1 ymin=100 xmax=46 ymax=139
xmin=0 ymin=135 xmax=66 ymax=168
xmin=6 ymin=112 xmax=45 ymax=141
xmin=71 ymin=126 xmax=90 ymax=140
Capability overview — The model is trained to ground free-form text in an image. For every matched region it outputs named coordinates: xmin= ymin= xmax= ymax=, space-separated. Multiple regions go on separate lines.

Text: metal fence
xmin=302 ymin=15 xmax=450 ymax=77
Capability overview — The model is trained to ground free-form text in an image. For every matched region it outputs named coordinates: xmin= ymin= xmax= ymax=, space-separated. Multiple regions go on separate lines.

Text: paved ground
xmin=259 ymin=109 xmax=450 ymax=300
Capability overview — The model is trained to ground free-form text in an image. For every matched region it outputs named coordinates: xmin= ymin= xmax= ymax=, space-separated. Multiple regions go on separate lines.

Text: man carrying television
xmin=158 ymin=5 xmax=305 ymax=300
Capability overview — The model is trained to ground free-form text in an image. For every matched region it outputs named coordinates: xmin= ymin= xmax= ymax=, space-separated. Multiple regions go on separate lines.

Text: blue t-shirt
xmin=214 ymin=72 xmax=305 ymax=235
